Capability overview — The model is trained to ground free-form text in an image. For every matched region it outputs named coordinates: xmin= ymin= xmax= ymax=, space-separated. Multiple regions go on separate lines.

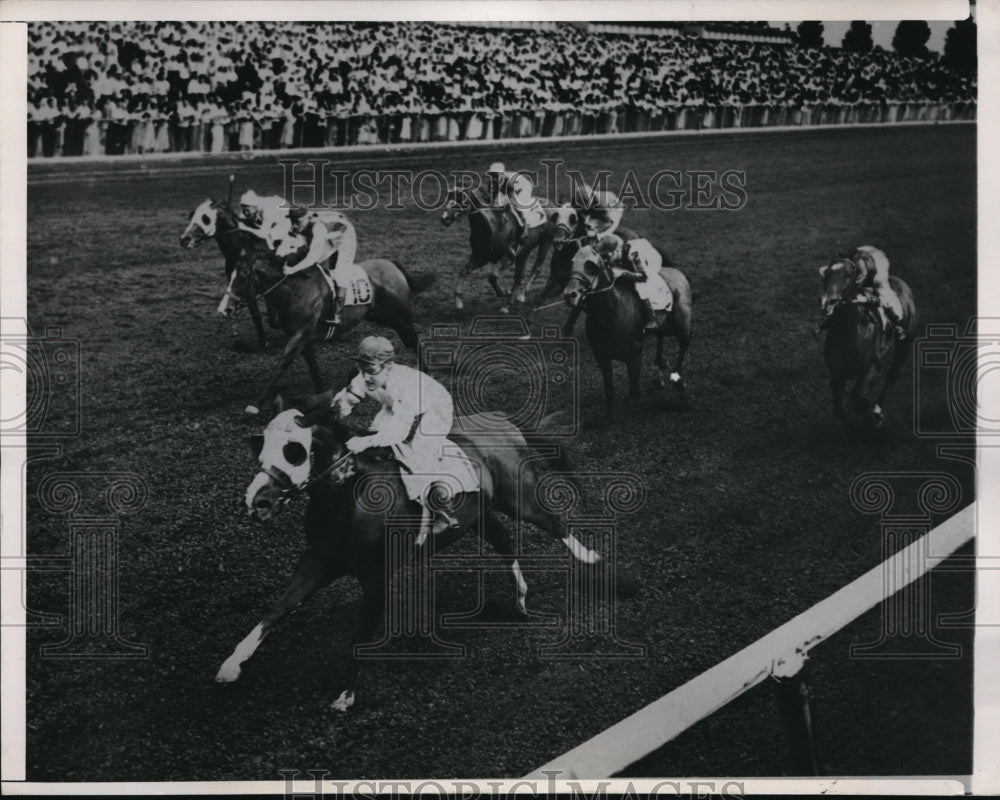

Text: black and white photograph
xmin=1 ymin=0 xmax=997 ymax=794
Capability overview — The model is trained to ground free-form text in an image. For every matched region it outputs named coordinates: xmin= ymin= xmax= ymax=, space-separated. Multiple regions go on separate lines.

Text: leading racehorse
xmin=218 ymin=402 xmax=614 ymax=710
xmin=563 ymin=243 xmax=693 ymax=422
xmin=440 ymin=184 xmax=554 ymax=312
xmin=818 ymin=257 xmax=917 ymax=428
xmin=180 ymin=198 xmax=275 ymax=351
xmin=220 ymin=242 xmax=431 ymax=415
xmin=535 ymin=204 xmax=652 ymax=304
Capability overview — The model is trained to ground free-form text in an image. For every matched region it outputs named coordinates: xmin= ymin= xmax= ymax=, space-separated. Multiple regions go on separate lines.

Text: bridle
xmin=262 ymin=450 xmax=357 ymax=507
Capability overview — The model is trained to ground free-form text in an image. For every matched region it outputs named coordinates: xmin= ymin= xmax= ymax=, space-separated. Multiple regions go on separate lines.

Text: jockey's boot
xmin=642 ymin=299 xmax=659 ymax=330
xmin=885 ymin=305 xmax=907 ymax=341
xmin=429 ymin=481 xmax=460 ymax=536
xmin=332 ymin=285 xmax=347 ymax=328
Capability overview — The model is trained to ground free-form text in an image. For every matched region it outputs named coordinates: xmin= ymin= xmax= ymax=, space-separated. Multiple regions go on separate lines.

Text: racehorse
xmin=219 ymin=241 xmax=431 ymax=415
xmin=818 ymin=257 xmax=917 ymax=427
xmin=218 ymin=402 xmax=613 ymax=710
xmin=563 ymin=244 xmax=693 ymax=422
xmin=535 ymin=203 xmax=651 ymax=304
xmin=440 ymin=184 xmax=554 ymax=312
xmin=180 ymin=198 xmax=275 ymax=352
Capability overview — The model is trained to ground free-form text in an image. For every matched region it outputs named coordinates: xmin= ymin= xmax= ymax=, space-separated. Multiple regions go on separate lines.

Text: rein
xmin=273 ymin=451 xmax=356 ymax=505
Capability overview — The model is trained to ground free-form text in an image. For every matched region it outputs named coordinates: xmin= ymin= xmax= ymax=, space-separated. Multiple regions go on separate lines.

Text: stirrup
xmin=431 ymin=510 xmax=459 ymax=536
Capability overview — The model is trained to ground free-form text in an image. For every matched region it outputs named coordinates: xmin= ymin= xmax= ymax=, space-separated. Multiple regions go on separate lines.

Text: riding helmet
xmin=356 ymin=336 xmax=395 ymax=365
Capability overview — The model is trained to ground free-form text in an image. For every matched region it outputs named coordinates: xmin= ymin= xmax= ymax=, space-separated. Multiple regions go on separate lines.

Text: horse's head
xmin=548 ymin=203 xmax=580 ymax=251
xmin=441 ymin=185 xmax=472 ymax=227
xmin=562 ymin=245 xmax=607 ymax=308
xmin=274 ymin=230 xmax=308 ymax=262
xmin=818 ymin=257 xmax=863 ymax=319
xmin=245 ymin=407 xmax=356 ymax=521
xmin=180 ymin=199 xmax=219 ymax=248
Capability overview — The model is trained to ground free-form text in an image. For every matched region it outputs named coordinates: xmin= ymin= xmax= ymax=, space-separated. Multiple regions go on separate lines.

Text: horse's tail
xmin=395 ymin=261 xmax=436 ymax=294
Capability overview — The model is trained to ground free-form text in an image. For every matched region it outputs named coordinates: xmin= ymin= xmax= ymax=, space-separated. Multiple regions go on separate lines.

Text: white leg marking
xmin=562 ymin=535 xmax=600 ymax=564
xmin=245 ymin=404 xmax=260 ymax=416
xmin=873 ymin=404 xmax=882 ymax=415
xmin=669 ymin=372 xmax=681 ymax=383
xmin=218 ymin=272 xmax=237 ymax=316
xmin=512 ymin=560 xmax=528 ymax=615
xmin=332 ymin=689 xmax=355 ymax=712
xmin=216 ymin=622 xmax=264 ymax=683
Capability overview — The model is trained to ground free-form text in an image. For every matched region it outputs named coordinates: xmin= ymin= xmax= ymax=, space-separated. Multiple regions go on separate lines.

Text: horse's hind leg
xmin=486 ymin=263 xmax=511 ymax=313
xmin=482 ymin=510 xmax=529 ymax=615
xmin=216 ymin=549 xmax=335 ymax=683
xmin=626 ymin=353 xmax=642 ymax=400
xmin=671 ymin=330 xmax=690 ymax=392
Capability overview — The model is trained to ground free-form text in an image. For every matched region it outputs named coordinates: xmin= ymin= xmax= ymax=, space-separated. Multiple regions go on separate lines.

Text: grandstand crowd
xmin=27 ymin=20 xmax=977 ymax=157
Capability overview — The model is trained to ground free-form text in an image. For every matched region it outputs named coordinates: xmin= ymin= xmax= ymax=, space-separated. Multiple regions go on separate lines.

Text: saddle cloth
xmin=321 ymin=261 xmax=373 ymax=306
xmin=392 ymin=438 xmax=482 ymax=504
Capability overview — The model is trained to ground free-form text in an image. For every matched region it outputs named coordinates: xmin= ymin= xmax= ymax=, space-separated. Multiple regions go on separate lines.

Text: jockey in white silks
xmin=597 ymin=234 xmax=671 ymax=330
xmin=486 ymin=161 xmax=547 ymax=245
xmin=238 ymin=189 xmax=290 ymax=247
xmin=853 ymin=245 xmax=906 ymax=340
xmin=577 ymin=185 xmax=625 ymax=242
xmin=280 ymin=206 xmax=359 ymax=328
xmin=332 ymin=336 xmax=479 ymax=544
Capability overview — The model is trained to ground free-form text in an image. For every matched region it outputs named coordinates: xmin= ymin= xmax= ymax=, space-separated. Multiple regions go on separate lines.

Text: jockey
xmin=487 ymin=161 xmax=545 ymax=245
xmin=598 ymin=235 xmax=661 ymax=329
xmin=237 ymin=189 xmax=289 ymax=245
xmin=281 ymin=206 xmax=358 ymax=328
xmin=853 ymin=246 xmax=906 ymax=340
xmin=332 ymin=336 xmax=460 ymax=541
xmin=577 ymin=185 xmax=625 ymax=243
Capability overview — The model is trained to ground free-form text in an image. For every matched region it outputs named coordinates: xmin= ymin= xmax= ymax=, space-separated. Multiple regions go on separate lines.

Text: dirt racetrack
xmin=23 ymin=124 xmax=976 ymax=781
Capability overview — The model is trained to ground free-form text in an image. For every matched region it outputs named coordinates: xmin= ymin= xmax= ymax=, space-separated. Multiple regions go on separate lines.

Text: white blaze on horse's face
xmin=245 ymin=409 xmax=313 ymax=512
xmin=819 ymin=260 xmax=852 ymax=315
xmin=181 ymin=199 xmax=217 ymax=246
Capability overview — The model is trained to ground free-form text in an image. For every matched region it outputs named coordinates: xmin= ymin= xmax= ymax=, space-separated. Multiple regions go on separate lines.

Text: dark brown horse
xmin=218 ymin=405 xmax=607 ymax=710
xmin=819 ymin=257 xmax=917 ymax=427
xmin=221 ymin=246 xmax=431 ymax=415
xmin=563 ymin=244 xmax=693 ymax=422
xmin=180 ymin=198 xmax=275 ymax=351
xmin=535 ymin=203 xmax=651 ymax=304
xmin=440 ymin=184 xmax=554 ymax=312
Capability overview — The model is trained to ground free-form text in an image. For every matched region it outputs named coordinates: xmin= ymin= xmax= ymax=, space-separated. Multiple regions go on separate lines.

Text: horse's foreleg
xmin=670 ymin=330 xmax=690 ymax=391
xmin=302 ymin=343 xmax=324 ymax=393
xmin=246 ymin=299 xmax=267 ymax=352
xmin=520 ymin=238 xmax=551 ymax=303
xmin=562 ymin=305 xmax=582 ymax=337
xmin=626 ymin=353 xmax=642 ymax=399
xmin=333 ymin=569 xmax=387 ymax=713
xmin=216 ymin=550 xmax=333 ymax=683
xmin=248 ymin=331 xmax=307 ymax=415
xmin=830 ymin=375 xmax=846 ymax=418
xmin=454 ymin=256 xmax=479 ymax=311
xmin=598 ymin=356 xmax=615 ymax=421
